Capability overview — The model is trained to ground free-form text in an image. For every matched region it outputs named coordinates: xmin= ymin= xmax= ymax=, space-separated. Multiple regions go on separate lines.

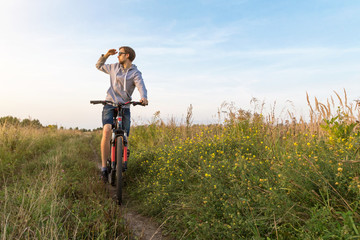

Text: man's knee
xmin=102 ymin=124 xmax=112 ymax=139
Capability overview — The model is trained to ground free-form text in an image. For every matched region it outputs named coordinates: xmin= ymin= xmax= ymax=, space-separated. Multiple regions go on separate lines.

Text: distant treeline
xmin=0 ymin=116 xmax=43 ymax=128
xmin=0 ymin=116 xmax=94 ymax=132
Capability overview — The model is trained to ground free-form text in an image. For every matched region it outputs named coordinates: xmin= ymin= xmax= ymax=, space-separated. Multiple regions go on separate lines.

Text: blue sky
xmin=0 ymin=0 xmax=359 ymax=129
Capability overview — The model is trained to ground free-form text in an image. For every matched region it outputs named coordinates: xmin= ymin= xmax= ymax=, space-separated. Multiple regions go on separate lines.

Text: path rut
xmin=89 ymin=136 xmax=171 ymax=240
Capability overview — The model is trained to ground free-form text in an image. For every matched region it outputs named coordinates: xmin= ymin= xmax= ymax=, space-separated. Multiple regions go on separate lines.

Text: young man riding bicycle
xmin=96 ymin=46 xmax=148 ymax=183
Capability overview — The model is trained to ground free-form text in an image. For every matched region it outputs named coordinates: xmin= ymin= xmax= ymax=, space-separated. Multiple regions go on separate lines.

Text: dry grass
xmin=0 ymin=125 xmax=131 ymax=239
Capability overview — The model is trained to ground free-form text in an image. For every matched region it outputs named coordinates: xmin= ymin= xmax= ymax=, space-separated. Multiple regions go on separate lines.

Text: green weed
xmin=126 ymin=97 xmax=360 ymax=239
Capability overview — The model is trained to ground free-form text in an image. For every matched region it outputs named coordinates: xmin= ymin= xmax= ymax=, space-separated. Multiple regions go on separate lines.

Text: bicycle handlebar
xmin=90 ymin=100 xmax=145 ymax=107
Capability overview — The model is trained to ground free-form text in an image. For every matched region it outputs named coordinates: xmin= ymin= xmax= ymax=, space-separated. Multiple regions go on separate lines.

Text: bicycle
xmin=90 ymin=100 xmax=144 ymax=205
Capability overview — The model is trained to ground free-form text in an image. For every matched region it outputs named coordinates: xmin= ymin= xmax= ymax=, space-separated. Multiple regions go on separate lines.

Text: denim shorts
xmin=102 ymin=104 xmax=131 ymax=136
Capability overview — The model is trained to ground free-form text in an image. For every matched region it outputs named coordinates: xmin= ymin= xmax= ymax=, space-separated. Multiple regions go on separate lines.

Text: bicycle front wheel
xmin=116 ymin=136 xmax=123 ymax=205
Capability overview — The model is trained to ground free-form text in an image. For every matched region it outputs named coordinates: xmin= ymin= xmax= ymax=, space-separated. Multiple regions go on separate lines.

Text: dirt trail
xmin=106 ymin=181 xmax=170 ymax=240
xmin=89 ymin=138 xmax=171 ymax=240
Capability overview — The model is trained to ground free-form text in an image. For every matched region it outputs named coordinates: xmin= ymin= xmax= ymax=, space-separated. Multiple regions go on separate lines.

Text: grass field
xmin=1 ymin=91 xmax=360 ymax=239
xmin=0 ymin=123 xmax=132 ymax=239
xmin=125 ymin=92 xmax=360 ymax=239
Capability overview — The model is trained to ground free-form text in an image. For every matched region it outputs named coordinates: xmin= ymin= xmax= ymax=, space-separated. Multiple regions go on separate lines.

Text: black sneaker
xmin=101 ymin=170 xmax=108 ymax=183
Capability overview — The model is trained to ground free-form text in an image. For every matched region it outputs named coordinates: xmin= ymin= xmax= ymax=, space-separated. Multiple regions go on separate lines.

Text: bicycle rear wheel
xmin=116 ymin=136 xmax=123 ymax=205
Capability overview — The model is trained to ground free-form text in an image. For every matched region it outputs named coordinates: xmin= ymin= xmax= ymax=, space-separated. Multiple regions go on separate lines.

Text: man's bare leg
xmin=101 ymin=124 xmax=112 ymax=168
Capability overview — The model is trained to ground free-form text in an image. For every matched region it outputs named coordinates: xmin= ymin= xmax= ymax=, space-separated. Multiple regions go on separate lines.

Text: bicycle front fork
xmin=110 ymin=132 xmax=129 ymax=171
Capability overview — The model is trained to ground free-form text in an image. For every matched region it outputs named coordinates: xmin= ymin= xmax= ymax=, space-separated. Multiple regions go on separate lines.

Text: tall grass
xmin=2 ymin=90 xmax=359 ymax=239
xmin=0 ymin=124 xmax=131 ymax=239
xmin=126 ymin=91 xmax=360 ymax=239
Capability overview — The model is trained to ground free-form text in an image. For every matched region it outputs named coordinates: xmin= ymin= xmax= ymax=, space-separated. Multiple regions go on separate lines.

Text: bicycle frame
xmin=90 ymin=100 xmax=144 ymax=204
xmin=110 ymin=108 xmax=128 ymax=173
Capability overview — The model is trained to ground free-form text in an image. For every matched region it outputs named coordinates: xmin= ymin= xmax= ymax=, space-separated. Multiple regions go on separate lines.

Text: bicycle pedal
xmin=122 ymin=161 xmax=128 ymax=172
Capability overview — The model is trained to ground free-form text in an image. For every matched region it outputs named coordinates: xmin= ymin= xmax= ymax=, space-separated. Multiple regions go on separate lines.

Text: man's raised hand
xmin=105 ymin=49 xmax=118 ymax=58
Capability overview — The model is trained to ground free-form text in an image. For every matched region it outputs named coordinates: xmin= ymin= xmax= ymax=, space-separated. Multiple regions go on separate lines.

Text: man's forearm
xmin=96 ymin=54 xmax=111 ymax=73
